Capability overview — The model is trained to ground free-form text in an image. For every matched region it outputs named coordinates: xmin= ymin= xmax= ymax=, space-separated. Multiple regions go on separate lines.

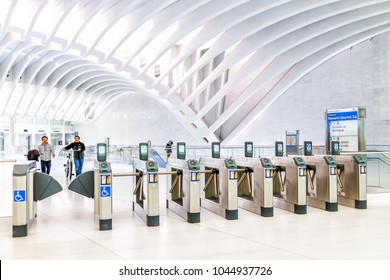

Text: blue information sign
xmin=14 ymin=190 xmax=26 ymax=202
xmin=100 ymin=186 xmax=111 ymax=197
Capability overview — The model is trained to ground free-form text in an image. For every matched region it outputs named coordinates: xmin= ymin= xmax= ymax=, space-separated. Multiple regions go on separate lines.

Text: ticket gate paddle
xmin=235 ymin=157 xmax=274 ymax=217
xmin=13 ymin=162 xmax=63 ymax=237
xmin=200 ymin=157 xmax=239 ymax=220
xmin=271 ymin=157 xmax=307 ymax=214
xmin=333 ymin=155 xmax=367 ymax=209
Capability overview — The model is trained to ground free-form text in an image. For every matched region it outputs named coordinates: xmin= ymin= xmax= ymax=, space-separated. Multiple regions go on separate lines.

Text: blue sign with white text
xmin=100 ymin=186 xmax=111 ymax=197
xmin=14 ymin=190 xmax=26 ymax=202
xmin=326 ymin=111 xmax=358 ymax=121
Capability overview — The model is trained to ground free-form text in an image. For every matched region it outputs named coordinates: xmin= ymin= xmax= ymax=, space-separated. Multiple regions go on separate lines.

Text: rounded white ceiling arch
xmin=0 ymin=0 xmax=388 ymax=143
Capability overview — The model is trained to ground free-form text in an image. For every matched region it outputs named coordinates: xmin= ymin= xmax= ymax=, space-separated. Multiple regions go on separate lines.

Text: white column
xmin=9 ymin=115 xmax=15 ymax=154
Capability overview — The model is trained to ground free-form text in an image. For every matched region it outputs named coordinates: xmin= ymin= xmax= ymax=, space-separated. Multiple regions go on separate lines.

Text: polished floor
xmin=1 ymin=157 xmax=390 ymax=260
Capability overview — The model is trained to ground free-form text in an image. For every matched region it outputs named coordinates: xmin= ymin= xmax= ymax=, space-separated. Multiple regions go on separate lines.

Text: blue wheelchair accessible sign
xmin=14 ymin=190 xmax=26 ymax=202
xmin=100 ymin=186 xmax=111 ymax=197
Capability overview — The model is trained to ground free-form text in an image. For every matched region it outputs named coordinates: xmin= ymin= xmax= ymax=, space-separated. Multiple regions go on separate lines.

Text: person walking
xmin=62 ymin=135 xmax=86 ymax=177
xmin=37 ymin=136 xmax=55 ymax=174
xmin=165 ymin=140 xmax=173 ymax=160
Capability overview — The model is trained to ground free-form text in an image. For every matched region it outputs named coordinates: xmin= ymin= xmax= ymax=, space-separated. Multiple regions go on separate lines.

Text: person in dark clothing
xmin=62 ymin=136 xmax=86 ymax=176
xmin=165 ymin=140 xmax=173 ymax=159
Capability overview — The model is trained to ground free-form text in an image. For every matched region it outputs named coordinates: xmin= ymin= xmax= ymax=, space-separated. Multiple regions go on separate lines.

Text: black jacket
xmin=65 ymin=142 xmax=86 ymax=160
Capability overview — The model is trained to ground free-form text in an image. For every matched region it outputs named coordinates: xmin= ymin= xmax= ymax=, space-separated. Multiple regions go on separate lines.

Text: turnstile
xmin=271 ymin=157 xmax=307 ymax=214
xmin=166 ymin=158 xmax=201 ymax=223
xmin=301 ymin=155 xmax=338 ymax=211
xmin=68 ymin=160 xmax=113 ymax=230
xmin=94 ymin=161 xmax=113 ymax=230
xmin=235 ymin=157 xmax=274 ymax=217
xmin=333 ymin=155 xmax=367 ymax=209
xmin=199 ymin=157 xmax=238 ymax=220
xmin=13 ymin=161 xmax=63 ymax=237
xmin=132 ymin=158 xmax=160 ymax=226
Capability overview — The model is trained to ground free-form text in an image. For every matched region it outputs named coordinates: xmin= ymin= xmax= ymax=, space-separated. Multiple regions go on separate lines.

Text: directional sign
xmin=326 ymin=108 xmax=359 ymax=152
xmin=14 ymin=190 xmax=26 ymax=202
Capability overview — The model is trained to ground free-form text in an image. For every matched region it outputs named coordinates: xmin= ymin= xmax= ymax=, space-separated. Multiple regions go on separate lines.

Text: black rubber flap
xmin=68 ymin=170 xmax=94 ymax=198
xmin=34 ymin=173 xmax=63 ymax=201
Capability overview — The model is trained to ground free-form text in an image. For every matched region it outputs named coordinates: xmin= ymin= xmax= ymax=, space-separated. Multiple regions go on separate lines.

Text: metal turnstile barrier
xmin=94 ymin=161 xmax=113 ymax=230
xmin=166 ymin=158 xmax=201 ymax=223
xmin=333 ymin=155 xmax=367 ymax=209
xmin=13 ymin=161 xmax=63 ymax=237
xmin=199 ymin=157 xmax=239 ymax=220
xmin=132 ymin=158 xmax=160 ymax=226
xmin=271 ymin=157 xmax=307 ymax=214
xmin=235 ymin=157 xmax=274 ymax=217
xmin=68 ymin=160 xmax=113 ymax=230
xmin=301 ymin=155 xmax=338 ymax=211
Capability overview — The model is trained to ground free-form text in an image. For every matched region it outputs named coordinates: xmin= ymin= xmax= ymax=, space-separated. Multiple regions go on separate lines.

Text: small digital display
xmin=141 ymin=145 xmax=148 ymax=155
xmin=98 ymin=145 xmax=106 ymax=155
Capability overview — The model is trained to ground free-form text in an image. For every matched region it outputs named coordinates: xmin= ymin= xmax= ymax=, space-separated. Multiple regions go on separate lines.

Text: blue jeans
xmin=74 ymin=157 xmax=84 ymax=176
xmin=41 ymin=160 xmax=51 ymax=174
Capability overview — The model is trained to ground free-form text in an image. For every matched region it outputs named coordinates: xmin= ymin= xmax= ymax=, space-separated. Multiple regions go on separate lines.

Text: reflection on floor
xmin=1 ymin=157 xmax=390 ymax=260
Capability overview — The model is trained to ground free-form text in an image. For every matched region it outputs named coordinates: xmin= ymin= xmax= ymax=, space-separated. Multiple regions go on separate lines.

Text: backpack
xmin=27 ymin=149 xmax=40 ymax=161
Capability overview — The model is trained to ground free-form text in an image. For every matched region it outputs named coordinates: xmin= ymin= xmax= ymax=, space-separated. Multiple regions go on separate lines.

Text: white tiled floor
xmin=1 ymin=157 xmax=390 ymax=260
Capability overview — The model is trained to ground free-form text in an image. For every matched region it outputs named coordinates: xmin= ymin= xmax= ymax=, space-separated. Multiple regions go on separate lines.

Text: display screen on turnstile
xmin=275 ymin=141 xmax=284 ymax=157
xmin=245 ymin=141 xmax=253 ymax=157
xmin=212 ymin=142 xmax=220 ymax=158
xmin=177 ymin=142 xmax=186 ymax=160
xmin=139 ymin=142 xmax=148 ymax=161
xmin=304 ymin=141 xmax=312 ymax=156
xmin=97 ymin=143 xmax=107 ymax=162
xmin=331 ymin=141 xmax=340 ymax=155
xmin=187 ymin=159 xmax=200 ymax=170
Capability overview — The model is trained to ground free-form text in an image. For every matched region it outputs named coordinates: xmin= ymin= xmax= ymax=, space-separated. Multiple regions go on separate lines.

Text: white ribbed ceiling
xmin=0 ymin=0 xmax=389 ymax=143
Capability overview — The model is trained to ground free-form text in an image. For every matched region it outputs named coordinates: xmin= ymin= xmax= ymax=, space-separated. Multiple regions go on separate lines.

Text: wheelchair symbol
xmin=14 ymin=190 xmax=25 ymax=202
xmin=100 ymin=187 xmax=110 ymax=197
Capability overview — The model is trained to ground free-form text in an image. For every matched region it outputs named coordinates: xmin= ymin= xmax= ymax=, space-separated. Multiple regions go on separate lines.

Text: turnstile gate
xmin=235 ymin=157 xmax=274 ymax=217
xmin=302 ymin=155 xmax=338 ymax=211
xmin=333 ymin=155 xmax=367 ymax=209
xmin=132 ymin=158 xmax=160 ymax=226
xmin=200 ymin=157 xmax=238 ymax=220
xmin=68 ymin=160 xmax=113 ymax=230
xmin=165 ymin=158 xmax=201 ymax=223
xmin=13 ymin=161 xmax=63 ymax=237
xmin=271 ymin=157 xmax=307 ymax=214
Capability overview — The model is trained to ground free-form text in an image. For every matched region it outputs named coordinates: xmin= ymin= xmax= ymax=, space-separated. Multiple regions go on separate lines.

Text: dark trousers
xmin=41 ymin=160 xmax=52 ymax=174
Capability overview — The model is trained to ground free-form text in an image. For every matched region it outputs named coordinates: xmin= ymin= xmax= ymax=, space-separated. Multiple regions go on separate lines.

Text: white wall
xmin=73 ymin=93 xmax=204 ymax=146
xmin=232 ymin=32 xmax=390 ymax=147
